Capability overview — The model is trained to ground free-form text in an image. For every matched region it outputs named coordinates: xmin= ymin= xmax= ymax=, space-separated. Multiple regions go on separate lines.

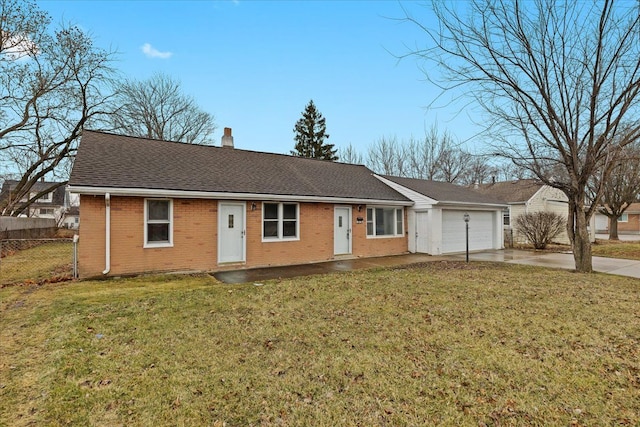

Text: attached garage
xmin=441 ymin=210 xmax=496 ymax=253
xmin=376 ymin=175 xmax=507 ymax=255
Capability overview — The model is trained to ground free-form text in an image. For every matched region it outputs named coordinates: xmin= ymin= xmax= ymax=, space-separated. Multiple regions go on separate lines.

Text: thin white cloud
xmin=1 ymin=31 xmax=37 ymax=60
xmin=141 ymin=43 xmax=173 ymax=59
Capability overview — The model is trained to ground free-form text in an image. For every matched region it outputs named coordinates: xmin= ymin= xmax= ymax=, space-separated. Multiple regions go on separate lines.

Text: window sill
xmin=261 ymin=237 xmax=300 ymax=243
xmin=366 ymin=235 xmax=404 ymax=239
xmin=144 ymin=242 xmax=174 ymax=249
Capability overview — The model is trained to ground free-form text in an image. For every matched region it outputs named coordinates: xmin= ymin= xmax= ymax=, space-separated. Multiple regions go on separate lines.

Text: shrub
xmin=514 ymin=211 xmax=566 ymax=249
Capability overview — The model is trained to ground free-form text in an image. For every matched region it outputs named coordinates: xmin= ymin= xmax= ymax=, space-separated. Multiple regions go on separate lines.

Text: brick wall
xmin=618 ymin=214 xmax=640 ymax=234
xmin=78 ymin=195 xmax=408 ymax=278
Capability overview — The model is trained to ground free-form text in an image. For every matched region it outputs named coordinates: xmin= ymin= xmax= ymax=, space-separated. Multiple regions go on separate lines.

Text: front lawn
xmin=592 ymin=239 xmax=640 ymax=261
xmin=1 ymin=262 xmax=638 ymax=426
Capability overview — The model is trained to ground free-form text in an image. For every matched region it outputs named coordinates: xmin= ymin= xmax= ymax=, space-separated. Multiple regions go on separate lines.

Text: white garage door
xmin=442 ymin=210 xmax=495 ymax=253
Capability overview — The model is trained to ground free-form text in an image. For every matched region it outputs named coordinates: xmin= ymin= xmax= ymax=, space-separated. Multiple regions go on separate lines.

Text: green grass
xmin=0 ymin=241 xmax=73 ymax=286
xmin=592 ymin=240 xmax=640 ymax=261
xmin=1 ymin=262 xmax=639 ymax=426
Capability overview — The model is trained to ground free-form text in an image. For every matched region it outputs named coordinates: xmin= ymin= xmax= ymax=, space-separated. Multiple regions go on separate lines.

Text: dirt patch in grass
xmin=1 ymin=263 xmax=639 ymax=426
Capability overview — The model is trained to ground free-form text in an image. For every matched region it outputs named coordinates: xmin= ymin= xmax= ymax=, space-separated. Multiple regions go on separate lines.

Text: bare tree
xmin=366 ymin=136 xmax=408 ymax=176
xmin=408 ymin=0 xmax=640 ymax=272
xmin=593 ymin=139 xmax=640 ymax=240
xmin=338 ymin=143 xmax=364 ymax=164
xmin=438 ymin=147 xmax=471 ymax=183
xmin=459 ymin=154 xmax=495 ymax=186
xmin=406 ymin=126 xmax=450 ymax=180
xmin=110 ymin=72 xmax=216 ymax=144
xmin=0 ymin=0 xmax=116 ymax=216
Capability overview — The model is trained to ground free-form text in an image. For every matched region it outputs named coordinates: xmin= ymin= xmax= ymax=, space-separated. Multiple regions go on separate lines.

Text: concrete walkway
xmin=213 ymin=250 xmax=640 ymax=284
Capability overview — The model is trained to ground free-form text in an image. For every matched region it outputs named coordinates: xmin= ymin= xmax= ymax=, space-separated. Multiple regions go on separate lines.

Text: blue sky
xmin=42 ymin=0 xmax=481 ymax=156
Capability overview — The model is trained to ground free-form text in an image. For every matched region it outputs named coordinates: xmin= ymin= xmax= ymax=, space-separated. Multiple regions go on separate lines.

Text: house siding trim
xmin=69 ymin=186 xmax=412 ymax=206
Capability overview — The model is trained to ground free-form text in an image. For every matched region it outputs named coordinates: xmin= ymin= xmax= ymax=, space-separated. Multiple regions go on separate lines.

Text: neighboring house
xmin=595 ymin=203 xmax=640 ymax=235
xmin=474 ymin=179 xmax=579 ymax=245
xmin=376 ymin=176 xmax=506 ymax=254
xmin=0 ymin=180 xmax=67 ymax=222
xmin=68 ymin=130 xmax=414 ymax=278
xmin=61 ymin=206 xmax=80 ymax=229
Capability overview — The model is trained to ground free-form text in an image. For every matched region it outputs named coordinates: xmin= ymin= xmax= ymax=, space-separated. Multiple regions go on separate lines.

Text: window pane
xmin=264 ymin=203 xmax=278 ymax=219
xmin=283 ymin=204 xmax=297 ymax=219
xmin=383 ymin=208 xmax=395 ymax=235
xmin=396 ymin=209 xmax=403 ymax=235
xmin=263 ymin=220 xmax=278 ymax=238
xmin=283 ymin=220 xmax=297 ymax=237
xmin=148 ymin=223 xmax=169 ymax=242
xmin=148 ymin=200 xmax=169 ymax=220
xmin=366 ymin=208 xmax=374 ymax=236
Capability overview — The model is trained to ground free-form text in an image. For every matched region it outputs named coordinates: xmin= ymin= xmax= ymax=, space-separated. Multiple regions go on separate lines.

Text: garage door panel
xmin=442 ymin=210 xmax=495 ymax=253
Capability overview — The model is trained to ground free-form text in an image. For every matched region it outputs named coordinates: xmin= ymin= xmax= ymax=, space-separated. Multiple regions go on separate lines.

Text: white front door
xmin=415 ymin=212 xmax=429 ymax=253
xmin=334 ymin=206 xmax=352 ymax=255
xmin=218 ymin=202 xmax=245 ymax=263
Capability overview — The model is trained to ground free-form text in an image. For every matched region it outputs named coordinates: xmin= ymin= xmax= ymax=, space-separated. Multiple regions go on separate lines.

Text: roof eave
xmin=435 ymin=200 xmax=508 ymax=209
xmin=68 ymin=185 xmax=413 ymax=206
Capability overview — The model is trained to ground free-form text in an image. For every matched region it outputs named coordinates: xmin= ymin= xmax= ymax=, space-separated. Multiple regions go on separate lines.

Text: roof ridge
xmin=82 ymin=129 xmax=367 ymax=167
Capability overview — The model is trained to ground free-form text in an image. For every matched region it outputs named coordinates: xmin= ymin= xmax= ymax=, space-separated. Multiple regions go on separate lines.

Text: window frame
xmin=618 ymin=213 xmax=629 ymax=223
xmin=366 ymin=206 xmax=404 ymax=238
xmin=261 ymin=202 xmax=300 ymax=242
xmin=144 ymin=198 xmax=173 ymax=248
xmin=37 ymin=192 xmax=52 ymax=202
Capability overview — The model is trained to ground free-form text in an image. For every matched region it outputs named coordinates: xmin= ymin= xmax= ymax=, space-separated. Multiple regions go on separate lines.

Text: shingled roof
xmin=69 ymin=131 xmax=410 ymax=203
xmin=381 ymin=175 xmax=505 ymax=205
xmin=472 ymin=179 xmax=545 ymax=204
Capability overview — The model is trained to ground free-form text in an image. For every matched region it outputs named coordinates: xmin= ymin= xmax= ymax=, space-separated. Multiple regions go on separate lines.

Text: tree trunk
xmin=609 ymin=216 xmax=620 ymax=240
xmin=571 ymin=199 xmax=593 ymax=273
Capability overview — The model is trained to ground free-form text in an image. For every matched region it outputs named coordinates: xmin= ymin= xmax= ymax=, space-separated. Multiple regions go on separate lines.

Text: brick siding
xmin=78 ymin=195 xmax=408 ymax=278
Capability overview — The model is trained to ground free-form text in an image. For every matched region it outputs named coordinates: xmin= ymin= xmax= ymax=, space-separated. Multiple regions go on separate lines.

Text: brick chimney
xmin=221 ymin=127 xmax=234 ymax=148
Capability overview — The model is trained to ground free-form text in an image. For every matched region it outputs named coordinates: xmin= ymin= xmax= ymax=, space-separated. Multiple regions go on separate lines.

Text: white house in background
xmin=61 ymin=206 xmax=80 ymax=229
xmin=473 ymin=179 xmax=595 ymax=244
xmin=376 ymin=175 xmax=507 ymax=255
xmin=0 ymin=180 xmax=67 ymax=221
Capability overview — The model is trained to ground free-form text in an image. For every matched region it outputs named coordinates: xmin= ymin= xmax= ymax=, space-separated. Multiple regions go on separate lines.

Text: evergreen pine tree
xmin=292 ymin=100 xmax=337 ymax=161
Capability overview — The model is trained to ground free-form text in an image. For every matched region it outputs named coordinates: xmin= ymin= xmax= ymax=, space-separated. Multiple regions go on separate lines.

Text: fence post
xmin=73 ymin=234 xmax=79 ymax=278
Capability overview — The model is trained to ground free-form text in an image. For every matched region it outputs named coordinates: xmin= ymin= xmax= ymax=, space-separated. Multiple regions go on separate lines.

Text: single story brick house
xmin=595 ymin=203 xmax=640 ymax=235
xmin=69 ymin=130 xmax=413 ymax=278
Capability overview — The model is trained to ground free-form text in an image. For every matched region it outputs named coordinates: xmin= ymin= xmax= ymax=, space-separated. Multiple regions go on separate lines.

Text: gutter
xmin=103 ymin=192 xmax=110 ymax=275
xmin=67 ymin=185 xmax=412 ymax=206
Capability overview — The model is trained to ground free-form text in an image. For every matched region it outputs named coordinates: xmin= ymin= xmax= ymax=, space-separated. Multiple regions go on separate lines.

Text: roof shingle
xmin=69 ymin=131 xmax=409 ymax=202
xmin=472 ymin=179 xmax=544 ymax=203
xmin=381 ymin=175 xmax=505 ymax=205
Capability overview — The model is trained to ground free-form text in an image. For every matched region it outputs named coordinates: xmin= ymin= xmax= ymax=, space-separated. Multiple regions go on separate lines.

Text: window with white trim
xmin=618 ymin=213 xmax=629 ymax=223
xmin=37 ymin=192 xmax=52 ymax=202
xmin=145 ymin=199 xmax=173 ymax=247
xmin=263 ymin=202 xmax=299 ymax=240
xmin=366 ymin=207 xmax=404 ymax=237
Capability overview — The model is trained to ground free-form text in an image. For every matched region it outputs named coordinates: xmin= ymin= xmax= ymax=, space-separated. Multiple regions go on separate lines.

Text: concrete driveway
xmin=446 ymin=249 xmax=640 ymax=279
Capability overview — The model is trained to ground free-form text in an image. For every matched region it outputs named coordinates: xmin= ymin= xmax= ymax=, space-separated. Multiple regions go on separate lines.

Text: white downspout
xmin=102 ymin=193 xmax=111 ymax=275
